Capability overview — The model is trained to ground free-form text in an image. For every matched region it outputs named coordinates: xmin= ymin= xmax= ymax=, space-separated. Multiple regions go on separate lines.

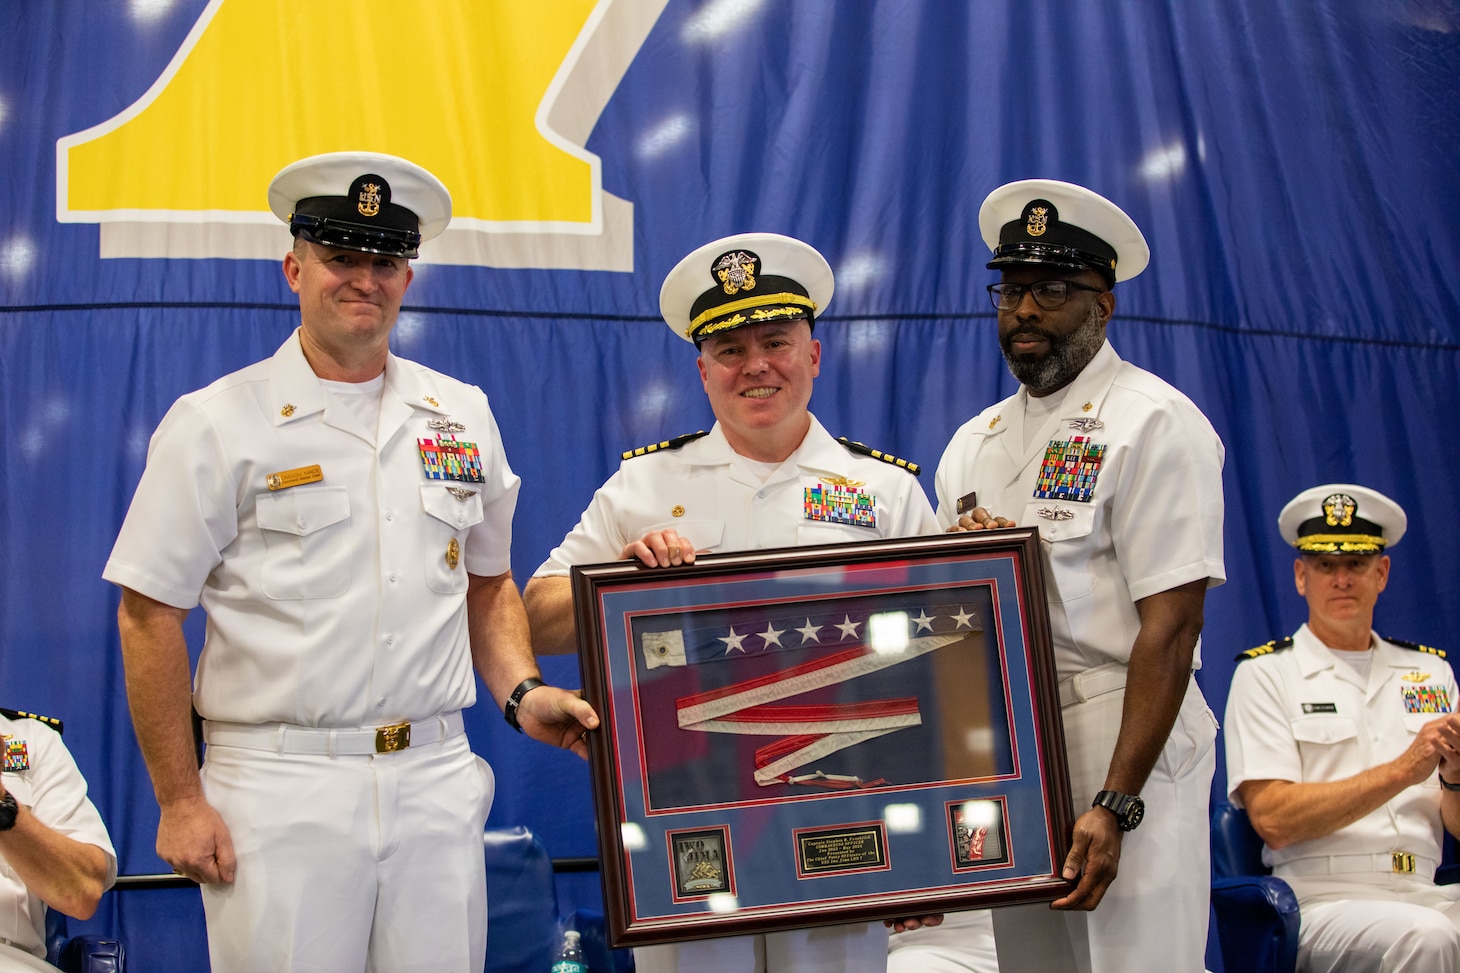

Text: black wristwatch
xmin=1092 ymin=790 xmax=1145 ymax=832
xmin=503 ymin=677 xmax=546 ymax=733
xmin=0 ymin=792 xmax=18 ymax=832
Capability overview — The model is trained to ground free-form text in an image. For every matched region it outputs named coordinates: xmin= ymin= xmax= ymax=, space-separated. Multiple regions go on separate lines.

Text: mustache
xmin=1000 ymin=324 xmax=1057 ymax=351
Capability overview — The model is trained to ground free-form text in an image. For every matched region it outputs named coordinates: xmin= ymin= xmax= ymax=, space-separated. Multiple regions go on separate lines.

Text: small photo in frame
xmin=667 ymin=826 xmax=735 ymax=902
xmin=947 ymin=796 xmax=1012 ymax=871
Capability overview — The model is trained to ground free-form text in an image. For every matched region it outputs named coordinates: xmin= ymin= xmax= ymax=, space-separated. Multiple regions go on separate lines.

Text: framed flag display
xmin=571 ymin=528 xmax=1072 ymax=947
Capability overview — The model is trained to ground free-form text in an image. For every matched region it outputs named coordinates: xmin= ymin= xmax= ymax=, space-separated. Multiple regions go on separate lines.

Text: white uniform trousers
xmin=993 ymin=675 xmax=1217 ymax=973
xmin=887 ymin=909 xmax=999 ymax=973
xmin=633 ymin=922 xmax=889 ymax=973
xmin=1284 ymin=874 xmax=1460 ymax=973
xmin=0 ymin=942 xmax=60 ymax=972
xmin=200 ymin=731 xmax=494 ymax=972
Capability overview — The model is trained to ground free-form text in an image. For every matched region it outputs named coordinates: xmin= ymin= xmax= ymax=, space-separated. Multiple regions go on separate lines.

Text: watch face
xmin=1122 ymin=796 xmax=1145 ymax=832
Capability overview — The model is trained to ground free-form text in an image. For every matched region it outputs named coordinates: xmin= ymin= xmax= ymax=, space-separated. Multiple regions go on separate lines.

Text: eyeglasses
xmin=987 ymin=280 xmax=1105 ymax=312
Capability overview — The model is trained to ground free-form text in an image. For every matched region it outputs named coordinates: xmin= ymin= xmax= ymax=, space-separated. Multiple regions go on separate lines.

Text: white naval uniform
xmin=0 ymin=714 xmax=117 ymax=971
xmin=535 ymin=415 xmax=939 ymax=973
xmin=1225 ymin=626 xmax=1460 ymax=972
xmin=104 ymin=330 xmax=513 ymax=972
xmin=929 ymin=341 xmax=1225 ymax=973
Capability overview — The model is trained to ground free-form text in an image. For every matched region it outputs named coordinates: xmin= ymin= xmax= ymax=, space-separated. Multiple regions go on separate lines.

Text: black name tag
xmin=1302 ymin=702 xmax=1338 ymax=714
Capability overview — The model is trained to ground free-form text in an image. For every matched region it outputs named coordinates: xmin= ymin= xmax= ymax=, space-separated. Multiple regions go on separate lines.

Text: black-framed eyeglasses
xmin=987 ymin=280 xmax=1105 ymax=312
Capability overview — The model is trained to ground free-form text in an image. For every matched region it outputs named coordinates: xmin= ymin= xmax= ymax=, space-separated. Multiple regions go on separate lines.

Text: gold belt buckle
xmin=1392 ymin=852 xmax=1416 ymax=873
xmin=375 ymin=722 xmax=411 ymax=753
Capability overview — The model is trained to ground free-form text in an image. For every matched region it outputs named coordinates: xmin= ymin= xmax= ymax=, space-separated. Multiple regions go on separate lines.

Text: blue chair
xmin=1209 ymin=800 xmax=1300 ymax=973
xmin=44 ymin=911 xmax=124 ymax=973
xmin=483 ymin=826 xmax=632 ymax=973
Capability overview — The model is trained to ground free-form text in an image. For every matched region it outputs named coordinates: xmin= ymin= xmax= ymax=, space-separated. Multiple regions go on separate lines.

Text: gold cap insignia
xmin=357 ymin=182 xmax=382 ymax=218
xmin=1026 ymin=205 xmax=1049 ymax=237
xmin=1323 ymin=493 xmax=1357 ymax=528
xmin=445 ymin=537 xmax=460 ymax=570
xmin=714 ymin=250 xmax=757 ymax=295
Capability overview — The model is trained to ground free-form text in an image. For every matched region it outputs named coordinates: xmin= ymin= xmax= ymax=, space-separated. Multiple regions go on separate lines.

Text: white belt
xmin=202 ymin=711 xmax=464 ymax=756
xmin=1058 ymin=663 xmax=1127 ymax=707
xmin=1278 ymin=852 xmax=1437 ymax=877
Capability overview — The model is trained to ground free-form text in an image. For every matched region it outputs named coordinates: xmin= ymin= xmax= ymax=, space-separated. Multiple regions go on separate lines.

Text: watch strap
xmin=0 ymin=792 xmax=17 ymax=832
xmin=1439 ymin=772 xmax=1460 ymax=792
xmin=503 ymin=677 xmax=546 ymax=733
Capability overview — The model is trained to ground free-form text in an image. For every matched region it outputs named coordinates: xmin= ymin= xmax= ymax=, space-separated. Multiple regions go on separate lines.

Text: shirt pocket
xmin=255 ymin=486 xmax=353 ymax=600
xmin=796 ymin=521 xmax=880 ymax=545
xmin=641 ymin=518 xmax=725 ymax=554
xmin=421 ymin=484 xmax=485 ymax=594
xmin=1022 ymin=498 xmax=1097 ymax=603
xmin=1291 ymin=713 xmax=1362 ymax=777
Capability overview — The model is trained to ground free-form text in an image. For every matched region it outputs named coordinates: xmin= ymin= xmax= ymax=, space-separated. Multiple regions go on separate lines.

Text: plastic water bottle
xmin=551 ymin=929 xmax=586 ymax=973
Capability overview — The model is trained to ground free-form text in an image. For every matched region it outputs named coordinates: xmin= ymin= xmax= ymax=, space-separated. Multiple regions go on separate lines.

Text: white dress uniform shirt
xmin=930 ymin=340 xmax=1225 ymax=973
xmin=0 ymin=714 xmax=116 ymax=962
xmin=535 ymin=413 xmax=937 ymax=973
xmin=1227 ymin=625 xmax=1457 ymax=876
xmin=104 ymin=329 xmax=519 ymax=727
xmin=1225 ymin=627 xmax=1460 ymax=972
xmin=536 ymin=416 xmax=938 ymax=575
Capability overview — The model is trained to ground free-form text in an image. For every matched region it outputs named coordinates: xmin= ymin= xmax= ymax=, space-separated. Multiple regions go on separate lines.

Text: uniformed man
xmin=1225 ymin=484 xmax=1460 ymax=972
xmin=524 ymin=232 xmax=940 ymax=973
xmin=104 ymin=151 xmax=597 ymax=972
xmin=925 ymin=179 xmax=1226 ymax=973
xmin=0 ymin=709 xmax=115 ymax=973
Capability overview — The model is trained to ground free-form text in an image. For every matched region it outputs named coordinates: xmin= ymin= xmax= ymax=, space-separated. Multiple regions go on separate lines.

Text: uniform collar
xmin=267 ymin=328 xmax=451 ymax=433
xmin=685 ymin=414 xmax=840 ymax=487
xmin=975 ymin=339 xmax=1122 ymax=444
xmin=1292 ymin=624 xmax=1419 ymax=690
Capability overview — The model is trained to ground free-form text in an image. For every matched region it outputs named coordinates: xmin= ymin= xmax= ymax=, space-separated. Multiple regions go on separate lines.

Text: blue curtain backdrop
xmin=2 ymin=1 xmax=1458 ymax=968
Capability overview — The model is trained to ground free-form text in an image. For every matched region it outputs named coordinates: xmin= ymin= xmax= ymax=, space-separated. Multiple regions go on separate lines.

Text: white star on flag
xmin=951 ymin=607 xmax=975 ymax=628
xmin=719 ymin=628 xmax=748 ymax=654
xmin=796 ymin=619 xmax=823 ymax=643
xmin=760 ymin=622 xmax=785 ymax=648
xmin=835 ymin=615 xmax=861 ymax=640
xmin=913 ymin=610 xmax=936 ymax=633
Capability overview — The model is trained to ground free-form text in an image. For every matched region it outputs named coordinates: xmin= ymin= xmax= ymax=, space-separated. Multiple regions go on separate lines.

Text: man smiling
xmin=525 ymin=232 xmax=938 ymax=973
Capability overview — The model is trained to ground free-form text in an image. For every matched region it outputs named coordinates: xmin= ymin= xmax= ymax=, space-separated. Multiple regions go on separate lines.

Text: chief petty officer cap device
xmin=979 ymin=178 xmax=1150 ymax=286
xmin=268 ymin=151 xmax=452 ymax=260
xmin=660 ymin=232 xmax=835 ymax=346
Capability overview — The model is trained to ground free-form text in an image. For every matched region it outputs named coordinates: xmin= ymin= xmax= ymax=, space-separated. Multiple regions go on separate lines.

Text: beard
xmin=999 ymin=300 xmax=1106 ymax=393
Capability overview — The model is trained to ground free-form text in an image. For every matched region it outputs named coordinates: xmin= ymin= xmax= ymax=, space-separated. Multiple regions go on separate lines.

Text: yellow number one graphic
xmin=56 ymin=0 xmax=666 ymax=271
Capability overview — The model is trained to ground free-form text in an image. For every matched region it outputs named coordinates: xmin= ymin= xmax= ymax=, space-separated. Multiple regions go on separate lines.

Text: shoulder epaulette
xmin=0 ymin=707 xmax=62 ymax=734
xmin=1235 ymin=637 xmax=1294 ymax=662
xmin=1386 ymin=637 xmax=1446 ymax=659
xmin=835 ymin=438 xmax=921 ymax=476
xmin=621 ymin=430 xmax=709 ymax=461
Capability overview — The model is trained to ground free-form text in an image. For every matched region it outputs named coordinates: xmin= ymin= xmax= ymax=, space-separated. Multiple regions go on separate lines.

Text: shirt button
xmin=376 ymin=697 xmax=387 ymax=708
xmin=456 ymin=515 xmax=465 ymax=526
xmin=385 ymin=512 xmax=394 ymax=522
xmin=757 ymin=491 xmax=767 ymax=499
xmin=384 ymin=634 xmax=395 ymax=645
xmin=388 ymin=572 xmax=398 ymax=583
xmin=297 ymin=518 xmax=306 ymax=529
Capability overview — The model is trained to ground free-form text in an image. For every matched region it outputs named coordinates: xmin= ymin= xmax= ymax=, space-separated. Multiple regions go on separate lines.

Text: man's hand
xmin=946 ymin=506 xmax=1016 ymax=533
xmin=1051 ymin=806 xmax=1122 ymax=911
xmin=620 ymin=529 xmax=697 ymax=567
xmin=157 ymin=794 xmax=235 ymax=885
xmin=516 ymin=686 xmax=601 ymax=760
xmin=1403 ymin=712 xmax=1460 ymax=786
xmin=885 ymin=914 xmax=944 ymax=934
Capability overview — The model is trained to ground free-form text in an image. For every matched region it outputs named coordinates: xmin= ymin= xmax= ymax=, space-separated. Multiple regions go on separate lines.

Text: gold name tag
xmin=265 ymin=465 xmax=324 ymax=491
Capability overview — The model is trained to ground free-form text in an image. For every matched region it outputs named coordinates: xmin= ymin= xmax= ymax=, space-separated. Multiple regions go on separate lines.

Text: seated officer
xmin=1225 ymin=483 xmax=1460 ymax=972
xmin=0 ymin=709 xmax=116 ymax=973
